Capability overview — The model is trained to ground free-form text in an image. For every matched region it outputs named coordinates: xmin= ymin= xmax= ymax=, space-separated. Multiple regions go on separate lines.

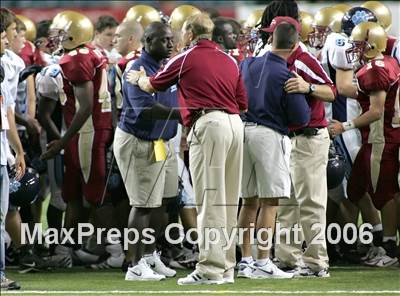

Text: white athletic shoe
xmin=293 ymin=267 xmax=330 ymax=278
xmin=125 ymin=258 xmax=166 ymax=281
xmin=364 ymin=254 xmax=399 ymax=267
xmin=361 ymin=246 xmax=386 ymax=262
xmin=237 ymin=260 xmax=254 ymax=278
xmin=223 ymin=270 xmax=234 ymax=284
xmin=177 ymin=271 xmax=224 ymax=285
xmin=145 ymin=251 xmax=176 ymax=277
xmin=251 ymin=259 xmax=294 ymax=279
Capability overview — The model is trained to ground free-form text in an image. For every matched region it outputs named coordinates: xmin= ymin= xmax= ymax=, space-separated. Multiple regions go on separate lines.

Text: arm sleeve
xmin=123 ymin=63 xmax=156 ymax=117
xmin=357 ymin=65 xmax=391 ymax=95
xmin=294 ymin=53 xmax=337 ymax=97
xmin=236 ymin=75 xmax=248 ymax=110
xmin=149 ymin=54 xmax=185 ymax=91
xmin=285 ymin=92 xmax=311 ymax=126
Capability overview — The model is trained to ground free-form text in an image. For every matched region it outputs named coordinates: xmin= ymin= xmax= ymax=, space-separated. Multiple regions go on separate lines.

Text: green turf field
xmin=2 ymin=266 xmax=400 ymax=296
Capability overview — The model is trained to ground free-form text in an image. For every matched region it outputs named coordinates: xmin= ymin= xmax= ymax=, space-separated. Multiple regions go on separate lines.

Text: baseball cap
xmin=261 ymin=16 xmax=301 ymax=33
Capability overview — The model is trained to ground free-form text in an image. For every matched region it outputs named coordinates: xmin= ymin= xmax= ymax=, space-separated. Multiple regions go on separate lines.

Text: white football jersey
xmin=42 ymin=52 xmax=61 ymax=66
xmin=321 ymin=32 xmax=362 ymax=165
xmin=321 ymin=32 xmax=353 ymax=73
xmin=35 ymin=64 xmax=64 ymax=102
xmin=1 ymin=49 xmax=25 ymax=102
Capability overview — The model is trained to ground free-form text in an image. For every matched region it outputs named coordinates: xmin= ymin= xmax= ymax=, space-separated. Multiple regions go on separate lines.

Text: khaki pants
xmin=188 ymin=111 xmax=243 ymax=281
xmin=276 ymin=195 xmax=304 ymax=268
xmin=113 ymin=127 xmax=178 ymax=208
xmin=276 ymin=128 xmax=330 ymax=271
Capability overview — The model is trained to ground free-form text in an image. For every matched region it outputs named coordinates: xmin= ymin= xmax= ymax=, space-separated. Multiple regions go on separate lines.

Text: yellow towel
xmin=153 ymin=139 xmax=167 ymax=161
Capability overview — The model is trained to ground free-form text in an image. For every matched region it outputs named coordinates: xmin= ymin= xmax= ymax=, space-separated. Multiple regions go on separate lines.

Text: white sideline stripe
xmin=2 ymin=290 xmax=400 ymax=294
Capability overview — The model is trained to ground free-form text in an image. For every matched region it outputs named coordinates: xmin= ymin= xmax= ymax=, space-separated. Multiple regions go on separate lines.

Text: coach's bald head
xmin=143 ymin=22 xmax=174 ymax=62
xmin=113 ymin=20 xmax=143 ymax=56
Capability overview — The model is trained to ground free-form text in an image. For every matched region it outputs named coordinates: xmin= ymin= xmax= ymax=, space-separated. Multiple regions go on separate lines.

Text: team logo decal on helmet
xmin=351 ymin=10 xmax=372 ymax=26
xmin=341 ymin=7 xmax=377 ymax=37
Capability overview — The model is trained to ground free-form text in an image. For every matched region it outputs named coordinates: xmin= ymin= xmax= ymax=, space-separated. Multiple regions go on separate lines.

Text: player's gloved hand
xmin=18 ymin=64 xmax=43 ymax=83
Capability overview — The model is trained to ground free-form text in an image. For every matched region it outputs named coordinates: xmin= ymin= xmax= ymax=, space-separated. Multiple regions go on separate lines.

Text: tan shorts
xmin=113 ymin=127 xmax=178 ymax=208
xmin=242 ymin=123 xmax=292 ymax=199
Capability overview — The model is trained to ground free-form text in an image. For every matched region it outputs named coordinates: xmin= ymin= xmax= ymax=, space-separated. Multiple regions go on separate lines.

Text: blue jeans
xmin=0 ymin=165 xmax=9 ymax=280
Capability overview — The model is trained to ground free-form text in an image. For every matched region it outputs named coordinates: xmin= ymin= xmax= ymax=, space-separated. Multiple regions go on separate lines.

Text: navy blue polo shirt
xmin=240 ymin=52 xmax=310 ymax=135
xmin=119 ymin=50 xmax=178 ymax=141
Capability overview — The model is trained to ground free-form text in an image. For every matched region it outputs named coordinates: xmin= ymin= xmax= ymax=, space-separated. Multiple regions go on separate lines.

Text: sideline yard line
xmin=2 ymin=290 xmax=400 ymax=294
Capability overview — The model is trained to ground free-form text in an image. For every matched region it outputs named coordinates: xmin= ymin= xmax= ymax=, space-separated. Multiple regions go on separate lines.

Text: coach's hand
xmin=41 ymin=139 xmax=63 ymax=160
xmin=284 ymin=72 xmax=309 ymax=94
xmin=328 ymin=119 xmax=345 ymax=137
xmin=127 ymin=66 xmax=147 ymax=85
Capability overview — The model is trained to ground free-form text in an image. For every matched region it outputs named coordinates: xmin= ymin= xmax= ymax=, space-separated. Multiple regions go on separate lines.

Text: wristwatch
xmin=308 ymin=83 xmax=316 ymax=94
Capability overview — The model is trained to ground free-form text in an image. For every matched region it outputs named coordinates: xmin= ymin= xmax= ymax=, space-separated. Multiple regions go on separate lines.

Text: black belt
xmin=198 ymin=109 xmax=226 ymax=115
xmin=190 ymin=109 xmax=227 ymax=128
xmin=288 ymin=127 xmax=324 ymax=138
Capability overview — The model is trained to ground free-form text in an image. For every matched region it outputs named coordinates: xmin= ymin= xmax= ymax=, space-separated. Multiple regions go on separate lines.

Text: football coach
xmin=127 ymin=13 xmax=248 ymax=285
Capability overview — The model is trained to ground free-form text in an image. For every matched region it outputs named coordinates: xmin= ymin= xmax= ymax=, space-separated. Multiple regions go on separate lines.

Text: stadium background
xmin=3 ymin=1 xmax=400 ymax=37
xmin=1 ymin=1 xmax=400 ymax=295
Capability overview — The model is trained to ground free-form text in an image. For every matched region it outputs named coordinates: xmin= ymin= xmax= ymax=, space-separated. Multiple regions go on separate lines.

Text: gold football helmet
xmin=16 ymin=15 xmax=36 ymax=42
xmin=169 ymin=5 xmax=201 ymax=31
xmin=50 ymin=11 xmax=94 ymax=50
xmin=332 ymin=4 xmax=352 ymax=13
xmin=309 ymin=7 xmax=344 ymax=49
xmin=361 ymin=1 xmax=391 ymax=31
xmin=243 ymin=9 xmax=263 ymax=29
xmin=299 ymin=11 xmax=314 ymax=43
xmin=346 ymin=22 xmax=387 ymax=63
xmin=124 ymin=5 xmax=161 ymax=29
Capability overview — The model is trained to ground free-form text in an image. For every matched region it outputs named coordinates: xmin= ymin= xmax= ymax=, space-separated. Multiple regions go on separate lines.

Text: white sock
xmin=372 ymin=224 xmax=383 ymax=232
xmin=382 ymin=236 xmax=396 ymax=243
xmin=256 ymin=258 xmax=269 ymax=266
xmin=241 ymin=256 xmax=253 ymax=264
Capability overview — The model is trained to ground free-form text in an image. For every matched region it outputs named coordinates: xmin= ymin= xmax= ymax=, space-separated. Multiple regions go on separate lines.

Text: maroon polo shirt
xmin=287 ymin=45 xmax=337 ymax=129
xmin=149 ymin=39 xmax=248 ymax=127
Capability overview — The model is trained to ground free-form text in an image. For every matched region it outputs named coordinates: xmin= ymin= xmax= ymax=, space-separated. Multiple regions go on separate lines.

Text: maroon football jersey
xmin=59 ymin=45 xmax=112 ymax=131
xmin=356 ymin=55 xmax=400 ymax=144
xmin=19 ymin=41 xmax=50 ymax=67
xmin=19 ymin=41 xmax=35 ymax=66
